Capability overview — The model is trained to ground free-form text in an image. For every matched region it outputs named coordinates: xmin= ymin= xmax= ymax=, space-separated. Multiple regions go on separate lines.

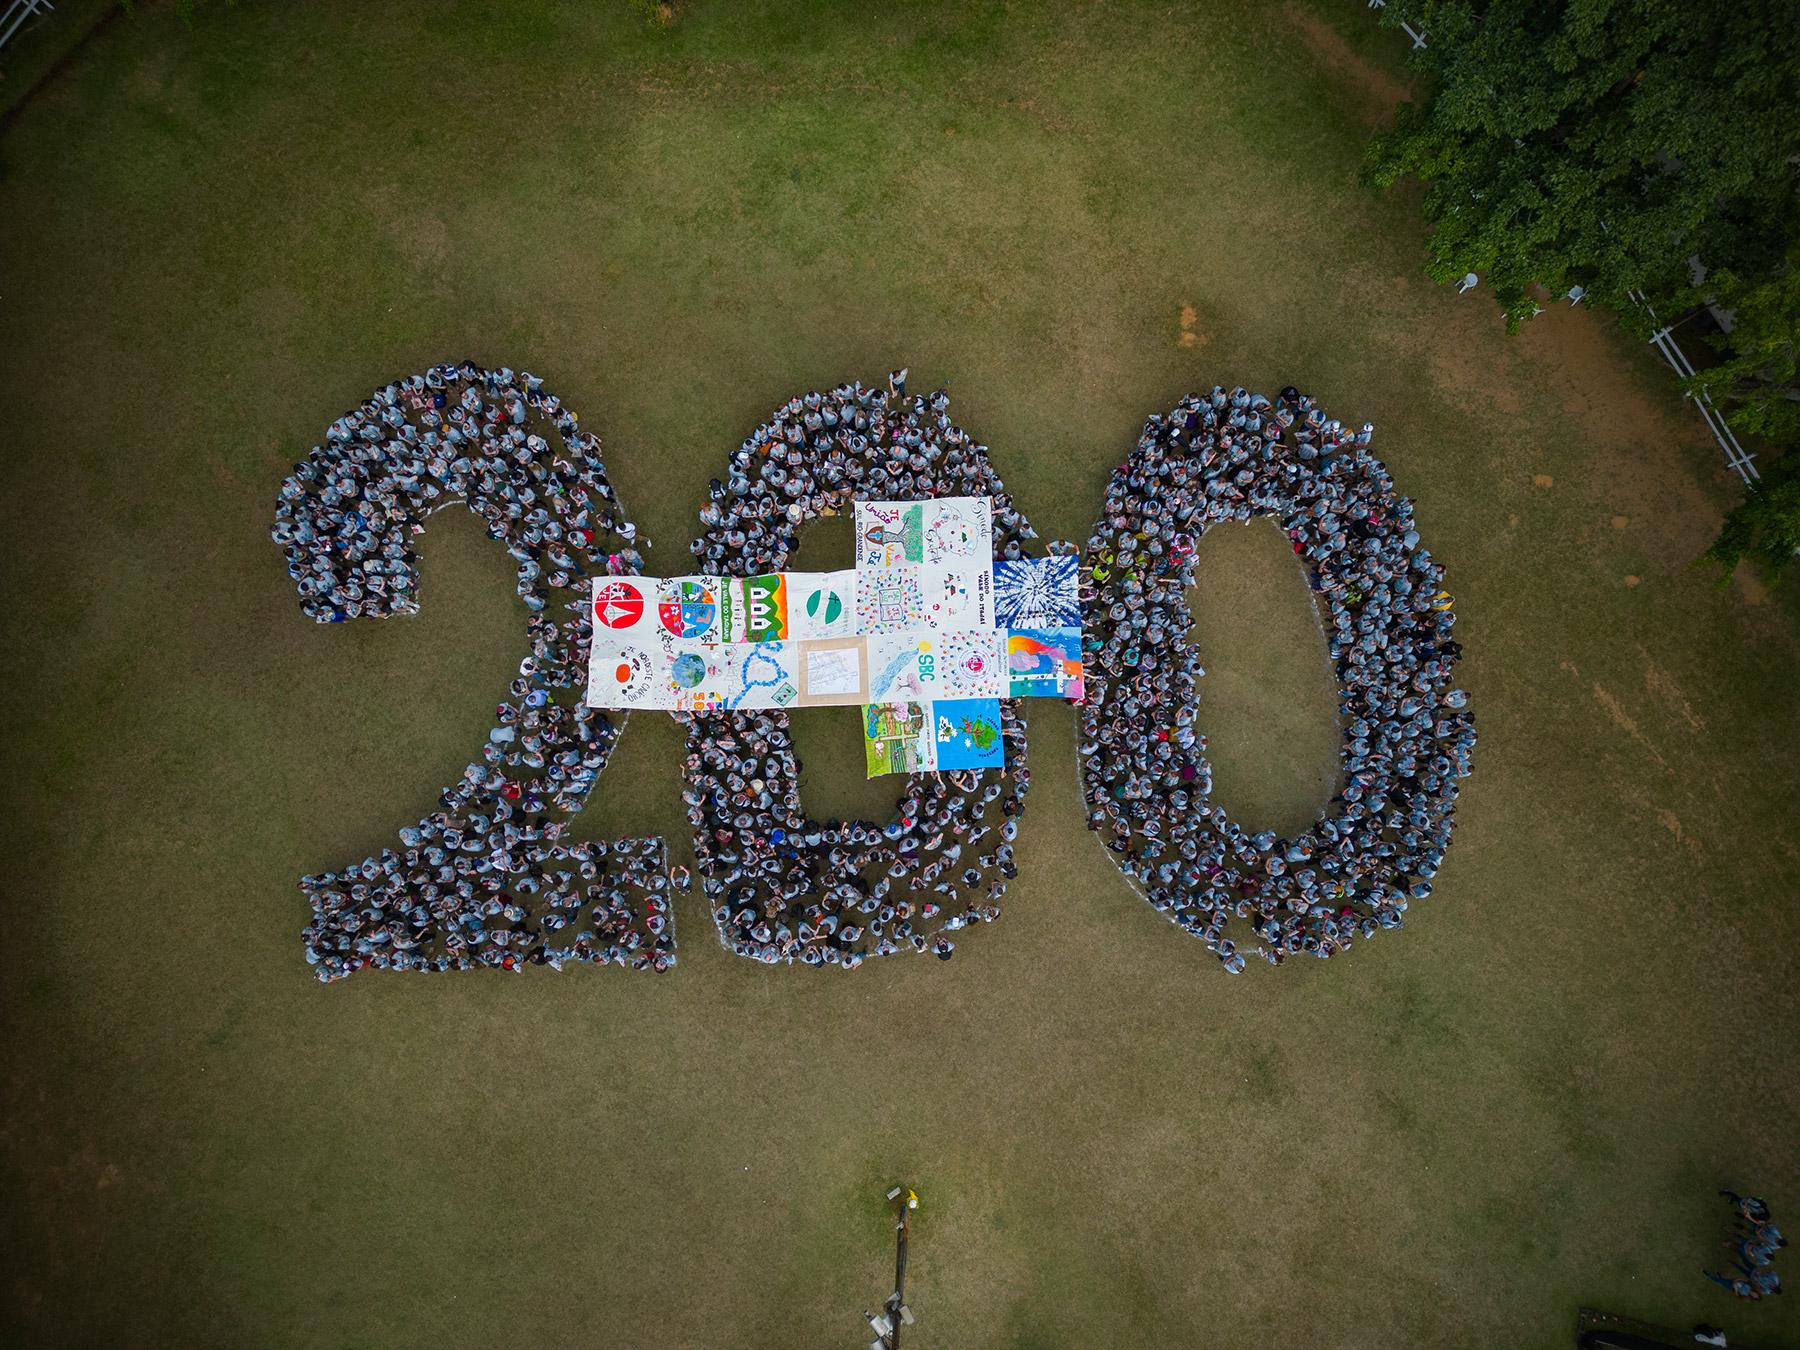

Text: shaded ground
xmin=2 ymin=2 xmax=1798 ymax=1347
xmin=1186 ymin=519 xmax=1344 ymax=840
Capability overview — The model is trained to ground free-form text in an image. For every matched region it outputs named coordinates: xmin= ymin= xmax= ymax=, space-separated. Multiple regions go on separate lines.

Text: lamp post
xmin=864 ymin=1185 xmax=918 ymax=1350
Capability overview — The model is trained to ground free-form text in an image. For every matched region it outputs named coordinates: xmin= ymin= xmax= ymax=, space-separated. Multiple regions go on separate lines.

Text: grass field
xmin=3 ymin=2 xmax=1799 ymax=1346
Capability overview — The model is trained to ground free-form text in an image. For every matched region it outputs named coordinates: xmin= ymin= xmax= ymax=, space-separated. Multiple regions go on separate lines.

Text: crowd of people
xmin=1705 ymin=1190 xmax=1785 ymax=1300
xmin=680 ymin=372 xmax=1046 ymax=966
xmin=273 ymin=362 xmax=675 ymax=980
xmin=1077 ymin=384 xmax=1477 ymax=972
xmin=273 ymin=365 xmax=1482 ymax=980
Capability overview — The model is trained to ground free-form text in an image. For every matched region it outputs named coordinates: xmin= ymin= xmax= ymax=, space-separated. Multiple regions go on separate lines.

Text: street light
xmin=864 ymin=1185 xmax=918 ymax=1349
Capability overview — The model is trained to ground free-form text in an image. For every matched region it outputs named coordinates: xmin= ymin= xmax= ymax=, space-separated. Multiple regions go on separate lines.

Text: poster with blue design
xmin=993 ymin=556 xmax=1079 ymax=629
xmin=933 ymin=698 xmax=1004 ymax=771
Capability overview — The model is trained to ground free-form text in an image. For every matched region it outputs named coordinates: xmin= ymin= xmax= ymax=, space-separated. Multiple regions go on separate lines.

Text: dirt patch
xmin=1533 ymin=474 xmax=1554 ymax=488
xmin=1593 ymin=681 xmax=1668 ymax=771
xmin=1733 ymin=567 xmax=1769 ymax=606
xmin=1512 ymin=306 xmax=1721 ymax=566
xmin=1422 ymin=338 xmax=1525 ymax=417
xmin=1623 ymin=574 xmax=1640 ymax=587
xmin=1282 ymin=3 xmax=1414 ymax=121
xmin=1655 ymin=808 xmax=1702 ymax=857
xmin=1639 ymin=648 xmax=1705 ymax=734
xmin=1178 ymin=302 xmax=1207 ymax=348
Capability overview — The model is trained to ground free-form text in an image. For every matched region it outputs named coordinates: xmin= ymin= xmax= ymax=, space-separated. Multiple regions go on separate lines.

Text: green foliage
xmin=1681 ymin=245 xmax=1800 ymax=445
xmin=1702 ymin=447 xmax=1800 ymax=584
xmin=1365 ymin=1 xmax=1800 ymax=333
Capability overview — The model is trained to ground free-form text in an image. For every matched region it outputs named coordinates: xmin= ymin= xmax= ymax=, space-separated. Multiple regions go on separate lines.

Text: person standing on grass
xmin=1731 ymin=1226 xmax=1783 ymax=1271
xmin=1720 ymin=1190 xmax=1771 ymax=1226
xmin=1738 ymin=1267 xmax=1781 ymax=1297
xmin=1746 ymin=1220 xmax=1786 ymax=1258
xmin=1703 ymin=1269 xmax=1760 ymax=1299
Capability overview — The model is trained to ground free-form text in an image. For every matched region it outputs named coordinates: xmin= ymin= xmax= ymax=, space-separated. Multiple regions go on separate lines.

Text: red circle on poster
xmin=593 ymin=579 xmax=645 ymax=629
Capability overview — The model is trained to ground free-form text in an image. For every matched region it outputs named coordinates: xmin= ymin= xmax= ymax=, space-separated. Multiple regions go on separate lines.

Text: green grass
xmin=3 ymin=1 xmax=1799 ymax=1346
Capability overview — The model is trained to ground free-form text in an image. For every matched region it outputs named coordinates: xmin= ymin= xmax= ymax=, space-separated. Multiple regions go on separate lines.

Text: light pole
xmin=864 ymin=1185 xmax=917 ymax=1350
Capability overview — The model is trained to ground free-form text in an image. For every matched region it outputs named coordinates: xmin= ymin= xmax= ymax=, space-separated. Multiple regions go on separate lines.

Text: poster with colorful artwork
xmin=663 ymin=641 xmax=734 ymax=712
xmin=920 ymin=562 xmax=994 ymax=630
xmin=866 ymin=632 xmax=939 ymax=703
xmin=658 ymin=576 xmax=723 ymax=643
xmin=586 ymin=640 xmax=674 ymax=709
xmin=716 ymin=640 xmax=801 ymax=710
xmin=795 ymin=636 xmax=867 ymax=706
xmin=854 ymin=565 xmax=927 ymax=634
xmin=934 ymin=630 xmax=1007 ymax=697
xmin=862 ymin=701 xmax=934 ymax=777
xmin=719 ymin=573 xmax=788 ymax=643
xmin=1006 ymin=627 xmax=1085 ymax=700
xmin=921 ymin=498 xmax=993 ymax=567
xmin=855 ymin=501 xmax=924 ymax=568
xmin=787 ymin=569 xmax=858 ymax=640
xmin=933 ymin=698 xmax=1005 ymax=771
xmin=591 ymin=576 xmax=661 ymax=640
xmin=993 ymin=556 xmax=1080 ymax=629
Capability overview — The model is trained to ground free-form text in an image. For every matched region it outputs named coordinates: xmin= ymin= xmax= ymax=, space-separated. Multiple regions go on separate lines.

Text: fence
xmin=0 ymin=0 xmax=53 ymax=54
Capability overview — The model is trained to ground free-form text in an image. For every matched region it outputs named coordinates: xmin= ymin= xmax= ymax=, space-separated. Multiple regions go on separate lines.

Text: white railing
xmin=1365 ymin=0 xmax=1428 ymax=49
xmin=1629 ymin=288 xmax=1759 ymax=483
xmin=0 ymin=0 xmax=54 ymax=54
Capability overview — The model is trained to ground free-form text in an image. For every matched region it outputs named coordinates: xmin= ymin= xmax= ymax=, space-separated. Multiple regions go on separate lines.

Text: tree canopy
xmin=1365 ymin=1 xmax=1800 ymax=332
xmin=1701 ymin=450 xmax=1800 ymax=584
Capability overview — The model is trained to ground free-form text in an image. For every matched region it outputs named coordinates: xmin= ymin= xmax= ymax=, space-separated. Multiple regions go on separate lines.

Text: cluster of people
xmin=1078 ymin=384 xmax=1477 ymax=972
xmin=273 ymin=363 xmax=675 ymax=980
xmin=681 ymin=372 xmax=1046 ymax=966
xmin=273 ymin=364 xmax=1484 ymax=980
xmin=1705 ymin=1190 xmax=1785 ymax=1300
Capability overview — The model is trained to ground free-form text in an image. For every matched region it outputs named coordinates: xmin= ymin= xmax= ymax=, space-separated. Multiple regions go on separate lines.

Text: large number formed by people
xmin=272 ymin=362 xmax=676 ymax=980
xmin=272 ymin=365 xmax=1473 ymax=981
xmin=683 ymin=374 xmax=1041 ymax=968
xmin=1079 ymin=386 xmax=1476 ymax=973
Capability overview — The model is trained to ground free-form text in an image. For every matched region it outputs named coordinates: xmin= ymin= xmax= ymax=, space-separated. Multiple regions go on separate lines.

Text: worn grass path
xmin=2 ymin=2 xmax=1798 ymax=1346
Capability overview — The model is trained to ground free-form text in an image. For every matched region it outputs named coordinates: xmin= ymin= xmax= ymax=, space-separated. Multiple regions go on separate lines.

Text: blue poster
xmin=993 ymin=556 xmax=1079 ymax=628
xmin=932 ymin=698 xmax=1004 ymax=771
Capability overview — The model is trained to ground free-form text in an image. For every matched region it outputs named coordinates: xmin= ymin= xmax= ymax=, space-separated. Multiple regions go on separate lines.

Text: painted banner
xmin=1005 ymin=626 xmax=1084 ymax=700
xmin=994 ymin=555 xmax=1080 ymax=629
xmin=933 ymin=698 xmax=1005 ymax=771
xmin=592 ymin=577 xmax=660 ymax=640
xmin=795 ymin=636 xmax=868 ymax=706
xmin=659 ymin=577 xmax=723 ymax=643
xmin=719 ymin=573 xmax=788 ymax=643
xmin=787 ymin=568 xmax=857 ymax=640
xmin=587 ymin=639 xmax=674 ymax=710
xmin=863 ymin=701 xmax=934 ymax=777
xmin=855 ymin=564 xmax=927 ymax=634
xmin=586 ymin=496 xmax=1082 ymax=773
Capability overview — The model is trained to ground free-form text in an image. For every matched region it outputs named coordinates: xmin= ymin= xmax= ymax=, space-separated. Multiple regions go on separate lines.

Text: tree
xmin=1681 ymin=244 xmax=1800 ymax=446
xmin=1364 ymin=1 xmax=1800 ymax=332
xmin=1701 ymin=449 xmax=1800 ymax=584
